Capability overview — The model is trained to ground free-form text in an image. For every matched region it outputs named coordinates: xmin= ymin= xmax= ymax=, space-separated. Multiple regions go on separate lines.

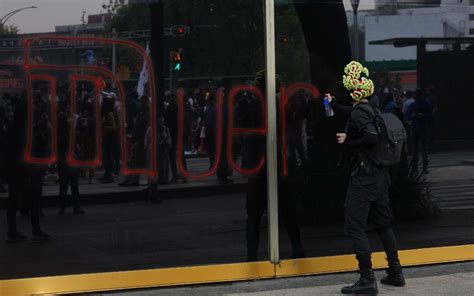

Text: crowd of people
xmin=0 ymin=73 xmax=436 ymax=243
xmin=373 ymin=86 xmax=436 ymax=174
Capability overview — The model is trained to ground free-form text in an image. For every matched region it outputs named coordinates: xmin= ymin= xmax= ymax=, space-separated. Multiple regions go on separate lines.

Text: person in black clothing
xmin=5 ymin=94 xmax=51 ymax=243
xmin=330 ymin=61 xmax=405 ymax=295
xmin=100 ymin=93 xmax=118 ymax=183
xmin=164 ymin=93 xmax=188 ymax=183
xmin=286 ymin=90 xmax=309 ymax=171
xmin=57 ymin=110 xmax=84 ymax=215
xmin=244 ymin=72 xmax=304 ymax=261
xmin=0 ymin=101 xmax=10 ymax=192
xmin=406 ymin=88 xmax=432 ymax=174
xmin=119 ymin=95 xmax=149 ymax=186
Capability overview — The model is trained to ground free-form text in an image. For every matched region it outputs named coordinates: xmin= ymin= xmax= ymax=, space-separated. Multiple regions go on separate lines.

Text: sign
xmin=0 ymin=65 xmax=24 ymax=92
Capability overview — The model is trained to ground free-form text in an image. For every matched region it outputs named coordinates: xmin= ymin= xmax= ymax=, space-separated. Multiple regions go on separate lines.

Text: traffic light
xmin=172 ymin=49 xmax=183 ymax=72
xmin=170 ymin=25 xmax=188 ymax=37
xmin=278 ymin=35 xmax=289 ymax=44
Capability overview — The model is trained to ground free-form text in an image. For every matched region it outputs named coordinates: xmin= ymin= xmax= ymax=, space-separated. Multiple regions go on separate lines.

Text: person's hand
xmin=325 ymin=93 xmax=334 ymax=103
xmin=336 ymin=133 xmax=346 ymax=144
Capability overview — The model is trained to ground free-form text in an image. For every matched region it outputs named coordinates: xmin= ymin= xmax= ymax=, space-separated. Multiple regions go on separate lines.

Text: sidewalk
xmin=1 ymin=150 xmax=473 ymax=209
xmin=94 ymin=262 xmax=474 ymax=295
xmin=0 ymin=156 xmax=248 ymax=208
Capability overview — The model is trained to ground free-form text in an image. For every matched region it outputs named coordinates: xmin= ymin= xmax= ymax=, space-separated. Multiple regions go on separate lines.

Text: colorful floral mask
xmin=342 ymin=61 xmax=374 ymax=101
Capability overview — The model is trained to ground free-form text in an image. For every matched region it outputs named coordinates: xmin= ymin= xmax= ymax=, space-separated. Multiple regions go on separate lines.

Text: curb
xmin=0 ymin=182 xmax=247 ymax=209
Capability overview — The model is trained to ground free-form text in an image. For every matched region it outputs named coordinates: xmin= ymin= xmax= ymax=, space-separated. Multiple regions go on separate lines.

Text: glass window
xmin=0 ymin=0 xmax=472 ymax=284
xmin=0 ymin=0 xmax=269 ymax=280
xmin=276 ymin=0 xmax=474 ymax=260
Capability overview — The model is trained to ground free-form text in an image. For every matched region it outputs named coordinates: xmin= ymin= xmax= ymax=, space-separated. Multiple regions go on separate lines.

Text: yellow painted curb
xmin=0 ymin=245 xmax=472 ymax=296
xmin=275 ymin=245 xmax=474 ymax=277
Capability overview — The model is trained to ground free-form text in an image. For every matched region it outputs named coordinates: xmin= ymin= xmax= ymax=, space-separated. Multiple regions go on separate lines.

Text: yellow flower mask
xmin=342 ymin=61 xmax=374 ymax=101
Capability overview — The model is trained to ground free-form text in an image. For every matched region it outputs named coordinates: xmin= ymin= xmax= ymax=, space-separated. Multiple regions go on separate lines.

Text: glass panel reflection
xmin=0 ymin=0 xmax=268 ymax=280
xmin=276 ymin=0 xmax=474 ymax=262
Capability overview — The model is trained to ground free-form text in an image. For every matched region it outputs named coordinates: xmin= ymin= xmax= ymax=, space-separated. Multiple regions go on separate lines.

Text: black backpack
xmin=357 ymin=104 xmax=407 ymax=167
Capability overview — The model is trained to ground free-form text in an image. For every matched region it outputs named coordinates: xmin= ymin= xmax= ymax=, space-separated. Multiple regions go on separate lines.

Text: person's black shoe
xmin=381 ymin=260 xmax=405 ymax=287
xmin=381 ymin=273 xmax=405 ymax=287
xmin=6 ymin=232 xmax=28 ymax=243
xmin=32 ymin=231 xmax=52 ymax=242
xmin=341 ymin=269 xmax=378 ymax=295
xmin=58 ymin=209 xmax=65 ymax=215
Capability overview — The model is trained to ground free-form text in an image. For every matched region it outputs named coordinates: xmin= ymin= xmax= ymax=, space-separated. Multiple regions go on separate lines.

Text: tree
xmin=0 ymin=23 xmax=19 ymax=36
xmin=105 ymin=3 xmax=150 ymax=33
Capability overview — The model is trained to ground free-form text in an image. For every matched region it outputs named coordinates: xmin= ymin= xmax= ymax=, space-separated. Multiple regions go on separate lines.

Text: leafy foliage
xmin=389 ymin=154 xmax=439 ymax=221
xmin=0 ymin=23 xmax=19 ymax=36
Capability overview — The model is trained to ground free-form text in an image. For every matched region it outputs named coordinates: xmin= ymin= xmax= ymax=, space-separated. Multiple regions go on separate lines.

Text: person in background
xmin=147 ymin=115 xmax=172 ymax=203
xmin=402 ymin=91 xmax=415 ymax=155
xmin=383 ymin=92 xmax=397 ymax=114
xmin=5 ymin=94 xmax=51 ymax=242
xmin=119 ymin=95 xmax=149 ymax=186
xmin=406 ymin=88 xmax=433 ymax=174
xmin=0 ymin=101 xmax=10 ymax=193
xmin=425 ymin=86 xmax=438 ymax=153
xmin=57 ymin=110 xmax=84 ymax=215
xmin=165 ymin=93 xmax=188 ymax=183
xmin=402 ymin=90 xmax=415 ymax=118
xmin=100 ymin=93 xmax=118 ymax=183
xmin=77 ymin=100 xmax=97 ymax=184
xmin=286 ymin=90 xmax=309 ymax=170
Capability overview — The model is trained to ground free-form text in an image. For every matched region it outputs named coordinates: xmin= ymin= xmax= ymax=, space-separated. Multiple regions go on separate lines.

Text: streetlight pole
xmin=0 ymin=6 xmax=37 ymax=26
xmin=351 ymin=0 xmax=360 ymax=61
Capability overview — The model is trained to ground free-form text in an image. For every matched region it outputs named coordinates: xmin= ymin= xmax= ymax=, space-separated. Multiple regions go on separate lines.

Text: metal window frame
xmin=264 ymin=0 xmax=280 ymax=265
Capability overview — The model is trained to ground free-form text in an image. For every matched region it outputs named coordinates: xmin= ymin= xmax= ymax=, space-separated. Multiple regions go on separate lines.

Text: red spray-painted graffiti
xmin=22 ymin=35 xmax=321 ymax=179
xmin=22 ymin=35 xmax=157 ymax=177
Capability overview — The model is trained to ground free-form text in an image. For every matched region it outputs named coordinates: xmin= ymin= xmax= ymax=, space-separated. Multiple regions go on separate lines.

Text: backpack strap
xmin=354 ymin=103 xmax=380 ymax=135
xmin=356 ymin=102 xmax=379 ymax=118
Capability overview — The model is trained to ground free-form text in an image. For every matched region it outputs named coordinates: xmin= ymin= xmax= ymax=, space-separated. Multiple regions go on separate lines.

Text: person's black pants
xmin=344 ymin=167 xmax=399 ymax=270
xmin=207 ymin=133 xmax=229 ymax=181
xmin=411 ymin=127 xmax=429 ymax=171
xmin=246 ymin=176 xmax=303 ymax=261
xmin=102 ymin=135 xmax=116 ymax=177
xmin=169 ymin=144 xmax=187 ymax=179
xmin=7 ymin=169 xmax=42 ymax=235
xmin=58 ymin=165 xmax=80 ymax=210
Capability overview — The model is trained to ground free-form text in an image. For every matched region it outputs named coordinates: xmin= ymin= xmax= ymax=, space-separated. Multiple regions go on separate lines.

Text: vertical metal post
xmin=169 ymin=51 xmax=174 ymax=92
xmin=351 ymin=0 xmax=360 ymax=61
xmin=264 ymin=0 xmax=280 ymax=264
xmin=353 ymin=11 xmax=359 ymax=61
xmin=112 ymin=28 xmax=117 ymax=75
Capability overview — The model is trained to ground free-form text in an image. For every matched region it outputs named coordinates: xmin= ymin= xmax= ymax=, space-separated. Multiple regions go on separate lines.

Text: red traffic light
xmin=171 ymin=25 xmax=188 ymax=37
xmin=279 ymin=35 xmax=289 ymax=44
